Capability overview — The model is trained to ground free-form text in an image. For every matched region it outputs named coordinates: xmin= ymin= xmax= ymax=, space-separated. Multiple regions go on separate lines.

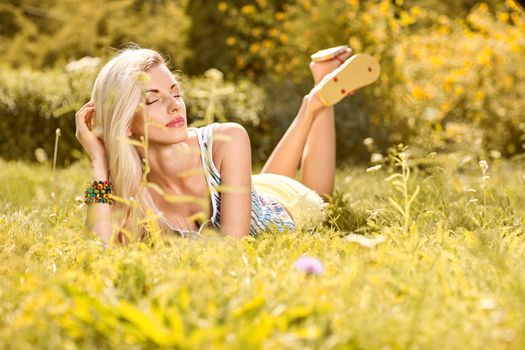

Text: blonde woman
xmin=75 ymin=47 xmax=379 ymax=244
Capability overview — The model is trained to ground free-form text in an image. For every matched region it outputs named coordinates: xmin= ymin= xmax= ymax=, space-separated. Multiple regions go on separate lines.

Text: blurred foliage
xmin=0 ymin=62 xmax=267 ymax=165
xmin=0 ymin=0 xmax=189 ymax=69
xmin=0 ymin=0 xmax=524 ymax=164
xmin=193 ymin=0 xmax=525 ymax=162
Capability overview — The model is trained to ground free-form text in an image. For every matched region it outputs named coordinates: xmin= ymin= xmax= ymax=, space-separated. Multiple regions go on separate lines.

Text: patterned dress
xmin=193 ymin=123 xmax=296 ymax=236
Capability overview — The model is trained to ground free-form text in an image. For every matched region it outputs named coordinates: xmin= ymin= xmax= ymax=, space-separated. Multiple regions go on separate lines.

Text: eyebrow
xmin=145 ymin=84 xmax=178 ymax=93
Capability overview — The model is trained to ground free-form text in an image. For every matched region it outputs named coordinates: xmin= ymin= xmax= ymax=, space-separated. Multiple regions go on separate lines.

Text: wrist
xmin=91 ymin=161 xmax=109 ymax=180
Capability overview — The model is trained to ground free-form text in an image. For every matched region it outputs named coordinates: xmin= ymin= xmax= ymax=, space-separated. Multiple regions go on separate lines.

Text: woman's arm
xmin=75 ymin=101 xmax=114 ymax=245
xmin=84 ymin=160 xmax=114 ymax=244
xmin=212 ymin=123 xmax=252 ymax=238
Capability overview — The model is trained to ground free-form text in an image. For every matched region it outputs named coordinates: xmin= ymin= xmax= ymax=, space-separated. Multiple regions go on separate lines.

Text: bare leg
xmin=261 ymin=49 xmax=353 ymax=197
xmin=260 ymin=96 xmax=318 ymax=178
xmin=299 ymin=106 xmax=335 ymax=196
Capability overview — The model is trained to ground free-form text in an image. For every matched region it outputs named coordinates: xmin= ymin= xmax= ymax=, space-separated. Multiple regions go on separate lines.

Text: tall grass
xmin=2 ymin=153 xmax=525 ymax=349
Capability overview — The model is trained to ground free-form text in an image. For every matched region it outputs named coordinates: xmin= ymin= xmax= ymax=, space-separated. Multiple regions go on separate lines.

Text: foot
xmin=309 ymin=47 xmax=352 ymax=85
xmin=312 ymin=54 xmax=381 ymax=107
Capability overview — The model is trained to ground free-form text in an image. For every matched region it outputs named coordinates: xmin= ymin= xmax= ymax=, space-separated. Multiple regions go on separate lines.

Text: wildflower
xmin=294 ymin=256 xmax=324 ymax=276
xmin=479 ymin=160 xmax=489 ymax=173
xmin=34 ymin=148 xmax=48 ymax=163
xmin=345 ymin=233 xmax=386 ymax=248
xmin=363 ymin=137 xmax=374 ymax=147
xmin=479 ymin=298 xmax=496 ymax=310
xmin=366 ymin=165 xmax=382 ymax=173
xmin=241 ymin=5 xmax=256 ymax=15
xmin=217 ymin=2 xmax=227 ymax=12
xmin=490 ymin=150 xmax=501 ymax=159
xmin=371 ymin=153 xmax=384 ymax=163
xmin=204 ymin=68 xmax=224 ymax=82
xmin=226 ymin=36 xmax=236 ymax=46
xmin=65 ymin=56 xmax=101 ymax=73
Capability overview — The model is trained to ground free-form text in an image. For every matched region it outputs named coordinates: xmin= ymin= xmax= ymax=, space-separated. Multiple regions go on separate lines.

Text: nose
xmin=168 ymin=95 xmax=181 ymax=114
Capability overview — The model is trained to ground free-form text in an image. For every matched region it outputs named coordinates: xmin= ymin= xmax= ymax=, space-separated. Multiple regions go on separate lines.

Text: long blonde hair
xmin=91 ymin=47 xmax=164 ymax=242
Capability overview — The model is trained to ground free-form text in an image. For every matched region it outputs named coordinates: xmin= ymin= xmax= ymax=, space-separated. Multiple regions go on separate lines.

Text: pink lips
xmin=165 ymin=116 xmax=185 ymax=128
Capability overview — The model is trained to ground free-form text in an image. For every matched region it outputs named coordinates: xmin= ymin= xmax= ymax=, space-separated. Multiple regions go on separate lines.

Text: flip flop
xmin=316 ymin=53 xmax=380 ymax=107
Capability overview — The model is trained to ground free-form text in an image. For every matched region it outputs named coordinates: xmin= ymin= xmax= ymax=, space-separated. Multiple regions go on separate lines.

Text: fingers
xmin=75 ymin=101 xmax=95 ymax=130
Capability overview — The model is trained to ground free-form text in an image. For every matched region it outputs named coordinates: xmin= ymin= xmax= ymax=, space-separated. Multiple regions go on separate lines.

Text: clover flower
xmin=294 ymin=256 xmax=324 ymax=276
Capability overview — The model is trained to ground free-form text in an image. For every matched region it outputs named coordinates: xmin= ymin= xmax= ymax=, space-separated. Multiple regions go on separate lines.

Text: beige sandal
xmin=316 ymin=53 xmax=380 ymax=107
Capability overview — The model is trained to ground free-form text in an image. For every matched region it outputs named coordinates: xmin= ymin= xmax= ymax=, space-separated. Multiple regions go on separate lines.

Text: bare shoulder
xmin=211 ymin=122 xmax=251 ymax=171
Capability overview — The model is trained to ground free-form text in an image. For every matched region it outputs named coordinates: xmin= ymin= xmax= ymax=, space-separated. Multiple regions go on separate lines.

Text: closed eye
xmin=146 ymin=91 xmax=182 ymax=105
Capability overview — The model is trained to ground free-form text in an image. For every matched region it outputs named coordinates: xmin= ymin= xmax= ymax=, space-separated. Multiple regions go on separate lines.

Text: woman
xmin=75 ymin=46 xmax=378 ymax=243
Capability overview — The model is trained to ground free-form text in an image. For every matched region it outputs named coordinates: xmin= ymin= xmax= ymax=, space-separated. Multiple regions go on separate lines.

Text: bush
xmin=0 ymin=62 xmax=268 ymax=165
xmin=216 ymin=0 xmax=525 ymax=161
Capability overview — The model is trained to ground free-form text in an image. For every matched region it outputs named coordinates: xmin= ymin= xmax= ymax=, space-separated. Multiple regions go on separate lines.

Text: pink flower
xmin=294 ymin=256 xmax=324 ymax=276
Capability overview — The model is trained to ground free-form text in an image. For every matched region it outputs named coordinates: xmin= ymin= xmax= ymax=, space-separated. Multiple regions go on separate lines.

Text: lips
xmin=165 ymin=116 xmax=185 ymax=128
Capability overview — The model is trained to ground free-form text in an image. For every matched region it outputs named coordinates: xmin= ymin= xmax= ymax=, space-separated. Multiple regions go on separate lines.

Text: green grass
xmin=2 ymin=153 xmax=525 ymax=349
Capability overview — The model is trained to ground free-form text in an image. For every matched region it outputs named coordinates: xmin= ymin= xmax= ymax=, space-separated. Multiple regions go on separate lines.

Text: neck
xmin=134 ymin=135 xmax=200 ymax=191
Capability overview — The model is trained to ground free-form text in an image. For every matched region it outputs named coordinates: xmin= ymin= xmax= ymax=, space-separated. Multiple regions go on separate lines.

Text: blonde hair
xmin=91 ymin=47 xmax=165 ymax=242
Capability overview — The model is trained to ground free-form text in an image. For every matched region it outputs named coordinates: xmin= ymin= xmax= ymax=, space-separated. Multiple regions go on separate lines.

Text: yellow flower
xmin=430 ymin=55 xmax=443 ymax=68
xmin=226 ymin=36 xmax=236 ymax=46
xmin=251 ymin=27 xmax=262 ymax=37
xmin=346 ymin=0 xmax=359 ymax=7
xmin=249 ymin=43 xmax=261 ymax=53
xmin=236 ymin=57 xmax=246 ymax=69
xmin=411 ymin=86 xmax=428 ymax=100
xmin=497 ymin=12 xmax=509 ymax=23
xmin=379 ymin=1 xmax=390 ymax=14
xmin=362 ymin=13 xmax=373 ymax=25
xmin=241 ymin=5 xmax=256 ymax=15
xmin=275 ymin=12 xmax=285 ymax=21
xmin=217 ymin=2 xmax=227 ymax=12
xmin=478 ymin=3 xmax=489 ymax=13
xmin=477 ymin=47 xmax=493 ymax=65
xmin=279 ymin=33 xmax=289 ymax=43
xmin=454 ymin=86 xmax=465 ymax=96
xmin=410 ymin=6 xmax=422 ymax=17
xmin=262 ymin=39 xmax=273 ymax=48
xmin=400 ymin=11 xmax=415 ymax=26
xmin=474 ymin=91 xmax=485 ymax=102
xmin=349 ymin=37 xmax=362 ymax=52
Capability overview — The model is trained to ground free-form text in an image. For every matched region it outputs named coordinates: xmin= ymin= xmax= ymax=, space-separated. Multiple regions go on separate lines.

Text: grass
xmin=2 ymin=152 xmax=525 ymax=349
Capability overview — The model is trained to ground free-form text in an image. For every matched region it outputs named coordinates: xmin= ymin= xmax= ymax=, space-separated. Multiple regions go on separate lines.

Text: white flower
xmin=370 ymin=153 xmax=384 ymax=163
xmin=366 ymin=165 xmax=382 ymax=173
xmin=65 ymin=56 xmax=101 ymax=73
xmin=479 ymin=160 xmax=489 ymax=173
xmin=363 ymin=137 xmax=374 ymax=147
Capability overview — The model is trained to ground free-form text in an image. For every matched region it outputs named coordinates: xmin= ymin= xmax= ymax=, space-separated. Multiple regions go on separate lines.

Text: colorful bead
xmin=84 ymin=180 xmax=113 ymax=205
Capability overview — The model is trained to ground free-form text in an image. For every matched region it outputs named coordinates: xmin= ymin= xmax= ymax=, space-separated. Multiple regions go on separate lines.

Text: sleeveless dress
xmin=146 ymin=123 xmax=326 ymax=237
xmin=193 ymin=124 xmax=296 ymax=236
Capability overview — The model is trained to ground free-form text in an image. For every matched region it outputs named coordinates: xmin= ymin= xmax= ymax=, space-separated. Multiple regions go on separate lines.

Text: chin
xmin=143 ymin=128 xmax=187 ymax=146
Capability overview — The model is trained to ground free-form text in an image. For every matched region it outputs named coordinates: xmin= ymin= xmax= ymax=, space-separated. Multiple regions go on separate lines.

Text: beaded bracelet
xmin=84 ymin=180 xmax=114 ymax=205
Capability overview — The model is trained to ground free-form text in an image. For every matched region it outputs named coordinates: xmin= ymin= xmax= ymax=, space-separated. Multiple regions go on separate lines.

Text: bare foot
xmin=309 ymin=47 xmax=352 ymax=85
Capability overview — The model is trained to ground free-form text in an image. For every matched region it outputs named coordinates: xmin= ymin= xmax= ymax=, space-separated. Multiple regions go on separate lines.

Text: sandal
xmin=316 ymin=53 xmax=380 ymax=107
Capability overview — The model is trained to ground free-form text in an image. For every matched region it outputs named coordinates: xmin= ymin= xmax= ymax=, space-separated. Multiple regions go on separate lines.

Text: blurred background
xmin=0 ymin=0 xmax=524 ymax=166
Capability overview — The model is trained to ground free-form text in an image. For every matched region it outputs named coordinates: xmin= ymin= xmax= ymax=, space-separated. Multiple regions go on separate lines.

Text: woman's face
xmin=130 ymin=64 xmax=187 ymax=144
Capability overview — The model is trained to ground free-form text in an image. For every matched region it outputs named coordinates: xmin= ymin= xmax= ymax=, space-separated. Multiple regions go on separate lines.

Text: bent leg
xmin=299 ymin=106 xmax=335 ymax=197
xmin=260 ymin=96 xmax=317 ymax=178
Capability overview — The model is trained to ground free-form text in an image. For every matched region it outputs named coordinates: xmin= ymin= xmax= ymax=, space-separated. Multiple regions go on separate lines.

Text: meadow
xmin=2 ymin=149 xmax=525 ymax=349
xmin=2 ymin=0 xmax=525 ymax=348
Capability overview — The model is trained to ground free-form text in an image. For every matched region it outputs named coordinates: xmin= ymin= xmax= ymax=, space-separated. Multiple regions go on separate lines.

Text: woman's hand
xmin=75 ymin=100 xmax=107 ymax=167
